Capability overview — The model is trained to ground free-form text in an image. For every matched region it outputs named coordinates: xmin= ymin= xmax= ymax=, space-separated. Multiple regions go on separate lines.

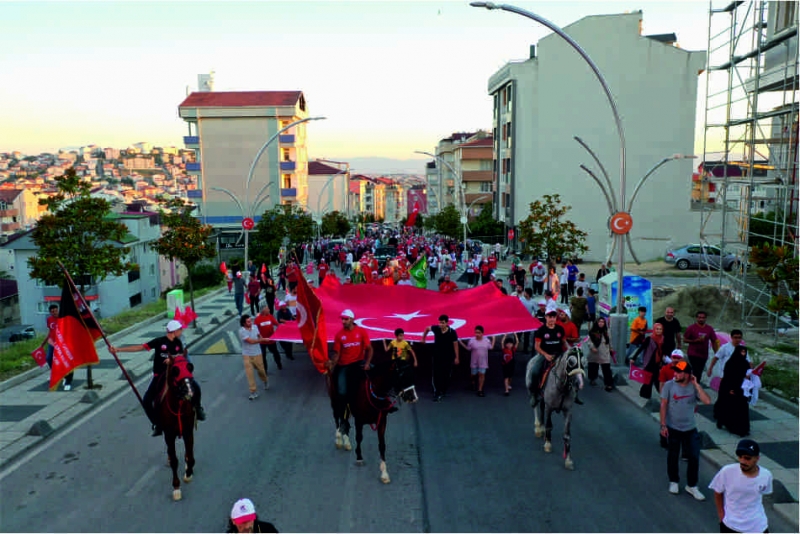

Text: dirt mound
xmin=653 ymin=285 xmax=745 ymax=330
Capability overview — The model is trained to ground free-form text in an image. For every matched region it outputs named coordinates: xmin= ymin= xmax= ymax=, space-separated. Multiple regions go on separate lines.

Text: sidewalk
xmin=0 ymin=286 xmax=235 ymax=469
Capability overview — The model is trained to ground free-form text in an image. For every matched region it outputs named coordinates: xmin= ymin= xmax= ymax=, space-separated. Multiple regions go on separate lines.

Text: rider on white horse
xmin=529 ymin=302 xmax=568 ymax=400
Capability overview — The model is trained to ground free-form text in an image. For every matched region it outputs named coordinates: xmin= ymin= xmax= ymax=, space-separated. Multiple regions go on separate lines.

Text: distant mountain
xmin=332 ymin=157 xmax=428 ymax=175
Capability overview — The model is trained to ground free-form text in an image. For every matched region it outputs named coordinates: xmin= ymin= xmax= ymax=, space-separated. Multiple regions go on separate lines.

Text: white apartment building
xmin=488 ymin=12 xmax=722 ymax=261
xmin=307 ymin=160 xmax=350 ymax=220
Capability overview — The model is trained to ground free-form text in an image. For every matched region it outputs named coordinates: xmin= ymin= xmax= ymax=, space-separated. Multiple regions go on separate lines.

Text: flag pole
xmin=56 ymin=261 xmax=143 ymax=405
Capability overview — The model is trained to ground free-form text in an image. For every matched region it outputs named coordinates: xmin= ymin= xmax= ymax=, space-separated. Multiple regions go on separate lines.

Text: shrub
xmin=191 ymin=263 xmax=224 ymax=290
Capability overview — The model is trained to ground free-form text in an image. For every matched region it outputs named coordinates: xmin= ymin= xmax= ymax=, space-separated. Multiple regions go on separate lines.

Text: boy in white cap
xmin=226 ymin=498 xmax=278 ymax=533
xmin=110 ymin=319 xmax=206 ymax=436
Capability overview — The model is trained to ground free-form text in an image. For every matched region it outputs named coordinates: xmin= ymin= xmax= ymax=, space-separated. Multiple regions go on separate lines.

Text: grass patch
xmin=0 ymin=283 xmax=223 ymax=382
xmin=760 ymin=364 xmax=799 ymax=401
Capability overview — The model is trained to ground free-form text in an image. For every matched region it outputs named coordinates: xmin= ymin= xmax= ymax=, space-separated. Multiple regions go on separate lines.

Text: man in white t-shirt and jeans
xmin=709 ymin=439 xmax=773 ymax=533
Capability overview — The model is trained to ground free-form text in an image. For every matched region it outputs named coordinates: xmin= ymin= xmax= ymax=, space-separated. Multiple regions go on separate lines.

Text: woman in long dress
xmin=713 ymin=345 xmax=751 ymax=437
xmin=585 ymin=317 xmax=614 ymax=391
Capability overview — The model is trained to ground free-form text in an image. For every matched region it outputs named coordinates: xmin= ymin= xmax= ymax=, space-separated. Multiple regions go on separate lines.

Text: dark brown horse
xmin=328 ymin=360 xmax=398 ymax=483
xmin=157 ymin=356 xmax=197 ymax=500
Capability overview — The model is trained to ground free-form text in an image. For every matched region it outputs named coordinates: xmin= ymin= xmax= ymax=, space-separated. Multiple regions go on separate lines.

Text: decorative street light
xmin=470 ymin=1 xmax=696 ymax=359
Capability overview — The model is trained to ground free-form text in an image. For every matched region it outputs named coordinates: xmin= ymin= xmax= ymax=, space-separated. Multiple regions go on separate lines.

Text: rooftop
xmin=178 ymin=91 xmax=305 ymax=109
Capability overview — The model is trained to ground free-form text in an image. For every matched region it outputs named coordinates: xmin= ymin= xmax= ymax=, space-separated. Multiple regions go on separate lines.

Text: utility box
xmin=597 ymin=271 xmax=653 ymax=333
xmin=166 ymin=289 xmax=184 ymax=318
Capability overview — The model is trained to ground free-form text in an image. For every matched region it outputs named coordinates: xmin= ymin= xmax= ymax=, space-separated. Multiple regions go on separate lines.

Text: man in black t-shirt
xmin=529 ymin=305 xmax=567 ymax=399
xmin=422 ymin=315 xmax=460 ymax=402
xmin=655 ymin=307 xmax=682 ymax=356
xmin=110 ymin=320 xmax=206 ymax=436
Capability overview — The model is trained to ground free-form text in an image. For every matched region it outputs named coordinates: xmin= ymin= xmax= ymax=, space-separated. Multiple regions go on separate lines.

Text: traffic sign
xmin=242 ymin=217 xmax=255 ymax=230
xmin=507 ymin=228 xmax=515 ymax=240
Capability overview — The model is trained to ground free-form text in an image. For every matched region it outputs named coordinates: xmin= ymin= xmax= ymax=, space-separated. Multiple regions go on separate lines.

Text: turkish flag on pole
xmin=31 ymin=346 xmax=47 ymax=367
xmin=628 ymin=363 xmax=652 ymax=385
xmin=273 ymin=279 xmax=540 ymax=343
xmin=294 ymin=272 xmax=329 ymax=374
xmin=219 ymin=261 xmax=228 ymax=274
xmin=49 ymin=276 xmax=101 ymax=390
xmin=406 ymin=203 xmax=420 ymax=227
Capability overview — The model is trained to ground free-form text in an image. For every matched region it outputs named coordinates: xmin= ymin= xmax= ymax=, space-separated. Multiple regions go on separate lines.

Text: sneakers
xmin=685 ymin=486 xmax=706 ymax=501
xmin=248 ymin=392 xmax=259 ymax=401
xmin=63 ymin=384 xmax=72 ymax=392
xmin=669 ymin=482 xmax=679 ymax=494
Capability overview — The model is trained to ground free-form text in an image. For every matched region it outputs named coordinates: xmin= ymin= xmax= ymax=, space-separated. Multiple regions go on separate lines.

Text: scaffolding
xmin=699 ymin=0 xmax=798 ymax=334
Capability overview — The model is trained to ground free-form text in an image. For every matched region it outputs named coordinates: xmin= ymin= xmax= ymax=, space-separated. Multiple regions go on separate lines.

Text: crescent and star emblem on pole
xmin=609 ymin=212 xmax=633 ymax=235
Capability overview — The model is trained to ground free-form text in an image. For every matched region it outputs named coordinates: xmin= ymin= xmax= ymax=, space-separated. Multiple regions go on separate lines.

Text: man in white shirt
xmin=709 ymin=439 xmax=772 ymax=534
xmin=530 ymin=259 xmax=546 ymax=296
xmin=707 ymin=329 xmax=749 ymax=379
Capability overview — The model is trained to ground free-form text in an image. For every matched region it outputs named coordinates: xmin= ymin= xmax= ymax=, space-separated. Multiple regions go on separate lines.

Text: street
xmin=0 ymin=313 xmax=794 ymax=533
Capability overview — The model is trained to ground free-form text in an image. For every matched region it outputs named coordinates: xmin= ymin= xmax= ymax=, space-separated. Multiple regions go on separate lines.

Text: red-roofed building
xmin=426 ymin=130 xmax=492 ymax=218
xmin=350 ymin=174 xmax=386 ymax=220
xmin=0 ymin=188 xmax=40 ymax=236
xmin=307 ymin=160 xmax=350 ymax=218
xmin=454 ymin=134 xmax=494 ymax=218
xmin=177 ymin=90 xmax=311 ymax=240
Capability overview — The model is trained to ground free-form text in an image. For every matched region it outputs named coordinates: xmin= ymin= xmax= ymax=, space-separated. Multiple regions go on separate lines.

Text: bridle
xmin=364 ymin=368 xmax=397 ymax=431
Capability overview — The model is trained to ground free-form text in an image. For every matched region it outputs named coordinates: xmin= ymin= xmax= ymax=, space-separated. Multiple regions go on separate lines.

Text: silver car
xmin=665 ymin=244 xmax=740 ymax=271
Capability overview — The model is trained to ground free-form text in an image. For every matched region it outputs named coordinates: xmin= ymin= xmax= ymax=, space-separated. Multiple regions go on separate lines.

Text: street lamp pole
xmin=239 ymin=116 xmax=326 ymax=273
xmin=415 ymin=149 xmax=467 ymax=240
xmin=471 ymin=1 xmax=695 ymax=360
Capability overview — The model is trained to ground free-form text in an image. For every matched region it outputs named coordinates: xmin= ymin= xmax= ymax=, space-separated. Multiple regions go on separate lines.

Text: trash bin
xmin=166 ymin=289 xmax=184 ymax=318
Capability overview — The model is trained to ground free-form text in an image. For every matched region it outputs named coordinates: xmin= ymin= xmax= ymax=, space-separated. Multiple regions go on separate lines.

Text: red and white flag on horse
xmin=294 ymin=272 xmax=329 ymax=374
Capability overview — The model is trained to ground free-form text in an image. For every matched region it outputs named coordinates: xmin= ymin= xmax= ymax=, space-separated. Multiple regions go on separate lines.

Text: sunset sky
xmin=1 ymin=1 xmax=720 ymax=162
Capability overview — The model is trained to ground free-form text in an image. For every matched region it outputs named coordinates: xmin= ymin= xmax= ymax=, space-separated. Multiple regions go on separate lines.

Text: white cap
xmin=537 ymin=299 xmax=547 ymax=307
xmin=166 ymin=320 xmax=183 ymax=333
xmin=670 ymin=349 xmax=685 ymax=359
xmin=230 ymin=498 xmax=256 ymax=524
xmin=559 ymin=308 xmax=571 ymax=319
xmin=341 ymin=309 xmax=355 ymax=319
xmin=545 ymin=301 xmax=559 ymax=315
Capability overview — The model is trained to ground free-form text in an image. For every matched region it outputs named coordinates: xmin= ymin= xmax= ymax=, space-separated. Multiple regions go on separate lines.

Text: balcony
xmin=279 ymin=161 xmax=296 ymax=171
xmin=187 ymin=189 xmax=203 ymax=199
xmin=186 ymin=162 xmax=201 ymax=174
xmin=1 ymin=222 xmax=20 ymax=232
xmin=183 ymin=136 xmax=199 ymax=148
xmin=279 ymin=134 xmax=295 ymax=144
xmin=0 ymin=209 xmax=18 ymax=217
xmin=280 ymin=188 xmax=297 ymax=197
xmin=462 ymin=170 xmax=493 ymax=182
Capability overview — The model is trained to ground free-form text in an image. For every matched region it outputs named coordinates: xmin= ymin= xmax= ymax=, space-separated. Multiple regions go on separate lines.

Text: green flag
xmin=410 ymin=256 xmax=427 ymax=289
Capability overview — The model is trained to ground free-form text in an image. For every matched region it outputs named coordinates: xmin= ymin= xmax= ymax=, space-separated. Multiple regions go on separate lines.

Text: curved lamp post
xmin=470 ymin=1 xmax=696 ymax=359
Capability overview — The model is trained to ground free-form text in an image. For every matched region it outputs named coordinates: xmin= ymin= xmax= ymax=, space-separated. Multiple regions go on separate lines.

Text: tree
xmin=151 ymin=196 xmax=216 ymax=325
xmin=251 ymin=205 xmax=315 ymax=265
xmin=28 ymin=167 xmax=131 ymax=389
xmin=468 ymin=205 xmax=504 ymax=238
xmin=430 ymin=204 xmax=461 ymax=238
xmin=516 ymin=194 xmax=588 ymax=262
xmin=320 ymin=210 xmax=351 ymax=237
xmin=748 ymin=242 xmax=799 ymax=319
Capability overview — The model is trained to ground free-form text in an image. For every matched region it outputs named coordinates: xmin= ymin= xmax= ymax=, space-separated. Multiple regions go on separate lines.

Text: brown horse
xmin=157 ymin=356 xmax=197 ymax=500
xmin=328 ymin=360 xmax=398 ymax=484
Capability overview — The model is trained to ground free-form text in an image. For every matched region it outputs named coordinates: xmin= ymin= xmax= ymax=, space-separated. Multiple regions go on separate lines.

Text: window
xmin=129 ymin=293 xmax=142 ymax=307
xmin=686 ymin=246 xmax=701 ymax=254
xmin=479 ymin=160 xmax=492 ymax=171
xmin=479 ymin=182 xmax=492 ymax=192
xmin=707 ymin=247 xmax=722 ymax=256
xmin=149 ymin=264 xmax=155 ymax=275
xmin=774 ymin=2 xmax=797 ymax=32
xmin=37 ymin=302 xmax=50 ymax=313
xmin=282 ymin=149 xmax=291 ymax=162
xmin=151 ymin=288 xmax=156 ymax=298
xmin=282 ymin=174 xmax=292 ymax=188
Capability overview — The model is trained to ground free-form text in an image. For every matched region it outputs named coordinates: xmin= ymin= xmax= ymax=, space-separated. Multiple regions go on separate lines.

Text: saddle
xmin=538 ymin=360 xmax=556 ymax=391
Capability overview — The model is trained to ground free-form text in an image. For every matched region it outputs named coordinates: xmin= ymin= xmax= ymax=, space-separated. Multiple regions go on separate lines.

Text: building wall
xmin=307 ymin=173 xmax=348 ymax=218
xmin=490 ymin=12 xmax=720 ymax=261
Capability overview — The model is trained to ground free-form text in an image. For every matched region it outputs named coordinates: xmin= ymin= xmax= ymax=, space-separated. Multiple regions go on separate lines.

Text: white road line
xmin=209 ymin=393 xmax=227 ymax=410
xmin=125 ymin=465 xmax=158 ymax=497
xmin=226 ymin=330 xmax=239 ymax=352
xmin=235 ymin=370 xmax=245 ymax=383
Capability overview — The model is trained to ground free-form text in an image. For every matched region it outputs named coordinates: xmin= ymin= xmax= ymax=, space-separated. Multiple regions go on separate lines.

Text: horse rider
xmin=529 ymin=302 xmax=568 ymax=400
xmin=110 ymin=319 xmax=206 ymax=436
xmin=327 ymin=309 xmax=373 ymax=407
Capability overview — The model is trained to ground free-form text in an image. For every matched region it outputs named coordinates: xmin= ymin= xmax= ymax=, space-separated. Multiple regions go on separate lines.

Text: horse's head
xmin=167 ymin=357 xmax=195 ymax=402
xmin=563 ymin=346 xmax=585 ymax=387
xmin=367 ymin=360 xmax=397 ymax=396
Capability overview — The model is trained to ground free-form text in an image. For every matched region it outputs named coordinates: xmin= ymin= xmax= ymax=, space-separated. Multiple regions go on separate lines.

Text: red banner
xmin=272 ymin=277 xmax=540 ymax=344
xmin=294 ymin=272 xmax=329 ymax=374
xmin=628 ymin=363 xmax=652 ymax=385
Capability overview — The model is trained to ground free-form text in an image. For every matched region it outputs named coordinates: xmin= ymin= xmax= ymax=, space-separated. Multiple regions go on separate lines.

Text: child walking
xmin=383 ymin=328 xmax=418 ymax=403
xmin=500 ymin=333 xmax=519 ymax=396
xmin=459 ymin=325 xmax=494 ymax=397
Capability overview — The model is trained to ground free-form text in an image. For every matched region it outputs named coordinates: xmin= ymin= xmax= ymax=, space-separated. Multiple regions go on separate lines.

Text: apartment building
xmin=307 ymin=160 xmax=350 ymax=219
xmin=0 ymin=188 xmax=39 ymax=238
xmin=488 ymin=12 xmax=714 ymax=261
xmin=453 ymin=135 xmax=494 ymax=218
xmin=353 ymin=175 xmax=386 ymax=220
xmin=177 ymin=91 xmax=311 ymax=231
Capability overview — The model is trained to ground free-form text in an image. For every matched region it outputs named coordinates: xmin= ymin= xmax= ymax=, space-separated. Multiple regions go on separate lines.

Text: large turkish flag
xmin=272 ymin=277 xmax=540 ymax=343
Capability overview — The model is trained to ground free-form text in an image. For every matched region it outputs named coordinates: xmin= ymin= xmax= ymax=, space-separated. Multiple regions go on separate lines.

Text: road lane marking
xmin=227 ymin=331 xmax=239 ymax=352
xmin=125 ymin=465 xmax=158 ymax=497
xmin=205 ymin=339 xmax=228 ymax=354
xmin=209 ymin=393 xmax=227 ymax=410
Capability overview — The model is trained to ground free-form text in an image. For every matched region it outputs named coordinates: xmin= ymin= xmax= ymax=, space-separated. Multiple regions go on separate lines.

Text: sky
xmin=0 ymin=0 xmax=721 ymax=164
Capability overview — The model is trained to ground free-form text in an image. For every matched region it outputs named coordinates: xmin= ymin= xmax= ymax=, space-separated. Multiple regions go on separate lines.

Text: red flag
xmin=261 ymin=263 xmax=266 ymax=274
xmin=293 ymin=273 xmax=328 ymax=374
xmin=751 ymin=361 xmax=766 ymax=376
xmin=628 ymin=363 xmax=652 ymax=386
xmin=174 ymin=307 xmax=185 ymax=326
xmin=272 ymin=279 xmax=540 ymax=343
xmin=50 ymin=276 xmax=101 ymax=390
xmin=31 ymin=346 xmax=47 ymax=367
xmin=181 ymin=306 xmax=198 ymax=327
xmin=219 ymin=261 xmax=228 ymax=274
xmin=406 ymin=203 xmax=419 ymax=227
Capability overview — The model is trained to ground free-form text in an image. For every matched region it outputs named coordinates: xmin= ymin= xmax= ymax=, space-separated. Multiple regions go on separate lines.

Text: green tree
xmin=320 ymin=211 xmax=351 ymax=237
xmin=748 ymin=242 xmax=799 ymax=319
xmin=517 ymin=194 xmax=588 ymax=262
xmin=151 ymin=196 xmax=216 ymax=324
xmin=251 ymin=205 xmax=315 ymax=264
xmin=468 ymin=204 xmax=504 ymax=238
xmin=121 ymin=177 xmax=135 ymax=187
xmin=28 ymin=167 xmax=131 ymax=389
xmin=431 ymin=204 xmax=461 ymax=238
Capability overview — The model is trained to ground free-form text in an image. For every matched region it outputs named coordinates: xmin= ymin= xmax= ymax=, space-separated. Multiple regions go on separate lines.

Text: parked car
xmin=665 ymin=244 xmax=740 ymax=271
xmin=7 ymin=326 xmax=36 ymax=343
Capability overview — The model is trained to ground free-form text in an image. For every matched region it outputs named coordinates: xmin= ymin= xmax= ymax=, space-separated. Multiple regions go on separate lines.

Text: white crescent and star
xmin=613 ymin=218 xmax=627 ymax=231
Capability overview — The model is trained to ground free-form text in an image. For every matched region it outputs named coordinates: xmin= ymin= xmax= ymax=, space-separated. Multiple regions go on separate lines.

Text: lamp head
xmin=470 ymin=1 xmax=498 ymax=8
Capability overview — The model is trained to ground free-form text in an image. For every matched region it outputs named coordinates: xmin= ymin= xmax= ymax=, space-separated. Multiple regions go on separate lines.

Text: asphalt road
xmin=0 ymin=315 xmax=794 ymax=533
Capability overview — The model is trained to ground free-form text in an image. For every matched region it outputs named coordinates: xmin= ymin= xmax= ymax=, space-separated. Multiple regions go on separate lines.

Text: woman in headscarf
xmin=713 ymin=345 xmax=751 ymax=437
xmin=585 ymin=316 xmax=614 ymax=391
xmin=636 ymin=321 xmax=665 ymax=397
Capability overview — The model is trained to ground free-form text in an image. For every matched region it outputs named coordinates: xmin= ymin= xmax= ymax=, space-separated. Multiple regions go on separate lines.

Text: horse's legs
xmin=183 ymin=428 xmax=195 ymax=483
xmin=355 ymin=422 xmax=364 ymax=465
xmin=543 ymin=407 xmax=554 ymax=453
xmin=377 ymin=416 xmax=390 ymax=484
xmin=164 ymin=433 xmax=181 ymax=501
xmin=534 ymin=400 xmax=544 ymax=438
xmin=339 ymin=414 xmax=352 ymax=451
xmin=563 ymin=408 xmax=574 ymax=470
